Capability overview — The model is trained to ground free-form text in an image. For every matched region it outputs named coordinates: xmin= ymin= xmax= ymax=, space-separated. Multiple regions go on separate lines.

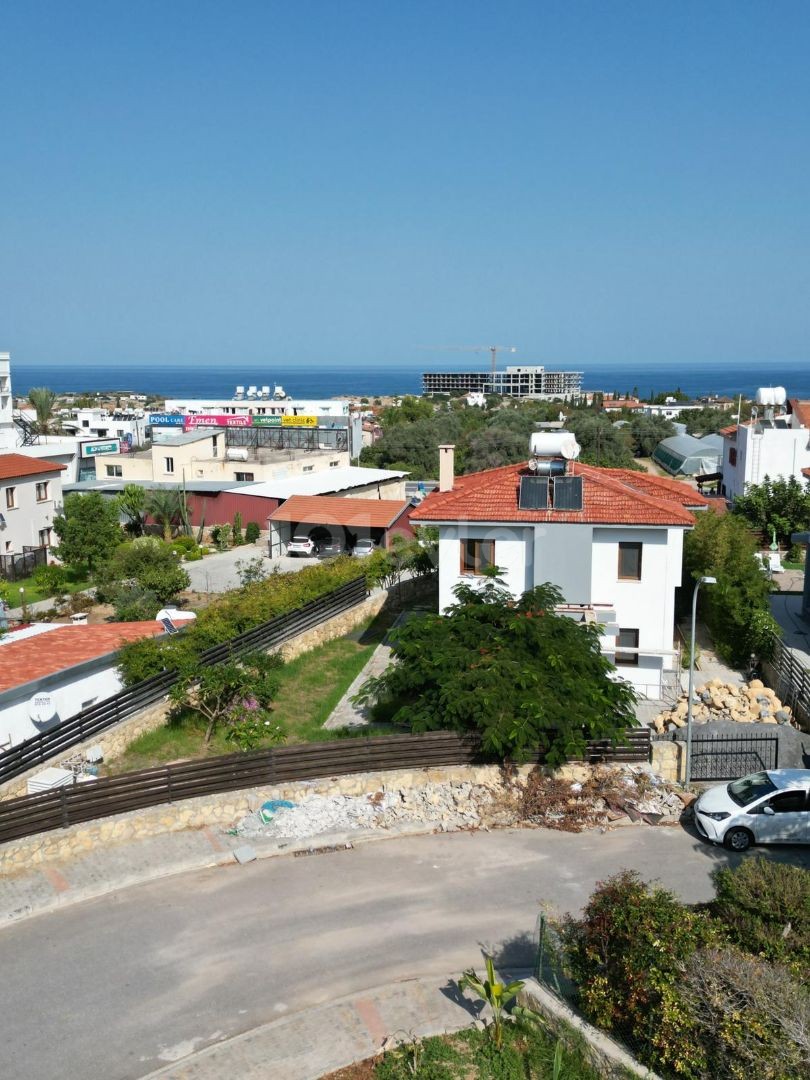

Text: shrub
xmin=232 ymin=511 xmax=243 ymax=545
xmin=184 ymin=548 xmax=203 ymax=562
xmin=245 ymin=521 xmax=261 ymax=544
xmin=709 ymin=858 xmax=810 ymax=984
xmin=562 ymin=870 xmax=714 ymax=1076
xmin=684 ymin=946 xmax=810 ymax=1080
xmin=169 ymin=536 xmax=198 ymax=554
xmin=32 ymin=563 xmax=69 ymax=595
xmin=210 ymin=523 xmax=231 ymax=551
xmin=112 ymin=587 xmax=162 ymax=622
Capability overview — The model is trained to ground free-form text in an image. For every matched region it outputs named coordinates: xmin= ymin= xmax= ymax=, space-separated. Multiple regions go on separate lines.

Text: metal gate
xmin=690 ymin=733 xmax=779 ymax=781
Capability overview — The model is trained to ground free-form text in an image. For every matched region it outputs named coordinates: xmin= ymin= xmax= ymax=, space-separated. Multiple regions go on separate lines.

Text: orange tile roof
xmin=0 ymin=454 xmax=66 ymax=480
xmin=0 ymin=623 xmax=165 ymax=693
xmin=269 ymin=494 xmax=410 ymax=529
xmin=410 ymin=461 xmax=705 ymax=527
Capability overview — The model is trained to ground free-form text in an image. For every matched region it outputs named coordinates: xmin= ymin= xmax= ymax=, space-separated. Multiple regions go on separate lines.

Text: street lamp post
xmin=685 ymin=575 xmax=716 ymax=787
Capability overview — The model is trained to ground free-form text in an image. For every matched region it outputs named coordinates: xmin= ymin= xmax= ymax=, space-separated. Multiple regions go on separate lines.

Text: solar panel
xmin=552 ymin=476 xmax=584 ymax=511
xmin=518 ymin=475 xmax=549 ymax=510
xmin=160 ymin=616 xmax=179 ymax=635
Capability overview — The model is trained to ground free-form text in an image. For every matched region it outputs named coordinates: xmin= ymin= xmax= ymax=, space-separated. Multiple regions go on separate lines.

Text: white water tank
xmin=529 ymin=431 xmax=581 ymax=460
xmin=226 ymin=447 xmax=249 ymax=461
xmin=755 ymin=387 xmax=787 ymax=406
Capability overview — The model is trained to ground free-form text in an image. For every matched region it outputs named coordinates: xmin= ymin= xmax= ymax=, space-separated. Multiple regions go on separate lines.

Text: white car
xmin=287 ymin=535 xmax=316 ymax=557
xmin=352 ymin=539 xmax=376 ymax=558
xmin=693 ymin=769 xmax=810 ymax=852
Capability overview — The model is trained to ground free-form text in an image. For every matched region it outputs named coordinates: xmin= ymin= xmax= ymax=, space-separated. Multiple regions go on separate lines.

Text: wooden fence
xmin=0 ymin=576 xmax=368 ymax=788
xmin=763 ymin=633 xmax=810 ymax=730
xmin=0 ymin=728 xmax=651 ymax=845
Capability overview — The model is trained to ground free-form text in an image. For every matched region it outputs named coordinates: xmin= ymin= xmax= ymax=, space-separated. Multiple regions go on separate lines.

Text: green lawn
xmin=106 ymin=606 xmax=400 ymax=774
xmin=11 ymin=567 xmax=90 ymax=606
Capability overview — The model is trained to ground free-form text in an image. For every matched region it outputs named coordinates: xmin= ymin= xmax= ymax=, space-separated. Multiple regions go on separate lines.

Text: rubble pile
xmin=650 ymin=679 xmax=795 ymax=734
xmin=519 ymin=765 xmax=687 ymax=832
xmin=232 ymin=781 xmax=499 ymax=840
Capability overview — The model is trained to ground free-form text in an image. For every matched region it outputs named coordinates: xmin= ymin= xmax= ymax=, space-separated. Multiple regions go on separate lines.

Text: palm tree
xmin=28 ymin=387 xmax=58 ymax=434
xmin=145 ymin=489 xmax=185 ymax=541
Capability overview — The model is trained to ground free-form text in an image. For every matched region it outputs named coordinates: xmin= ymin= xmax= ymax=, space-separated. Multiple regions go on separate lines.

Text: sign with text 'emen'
xmin=183 ymin=414 xmax=253 ymax=430
xmin=80 ymin=439 xmax=121 ymax=458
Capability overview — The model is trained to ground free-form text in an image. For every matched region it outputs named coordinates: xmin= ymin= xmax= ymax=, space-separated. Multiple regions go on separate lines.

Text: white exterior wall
xmin=436 ymin=520 xmax=685 ymax=696
xmin=723 ymin=423 xmax=810 ymax=499
xmin=0 ymin=353 xmax=15 ymax=451
xmin=0 ymin=468 xmax=63 ymax=554
xmin=0 ymin=663 xmax=123 ymax=749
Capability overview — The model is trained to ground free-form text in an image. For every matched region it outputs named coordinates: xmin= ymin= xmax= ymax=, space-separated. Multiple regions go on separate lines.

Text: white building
xmin=0 ymin=453 xmax=65 ymax=559
xmin=411 ymin=443 xmax=709 ymax=698
xmin=58 ymin=406 xmax=149 ymax=448
xmin=0 ymin=353 xmax=15 ymax=451
xmin=720 ymin=396 xmax=810 ymax=499
xmin=0 ymin=622 xmax=164 ymax=748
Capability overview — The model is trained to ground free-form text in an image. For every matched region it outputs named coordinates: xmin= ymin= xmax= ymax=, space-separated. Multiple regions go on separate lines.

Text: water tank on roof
xmin=529 ymin=431 xmax=581 ymax=460
xmin=755 ymin=387 xmax=787 ymax=406
xmin=226 ymin=447 xmax=249 ymax=461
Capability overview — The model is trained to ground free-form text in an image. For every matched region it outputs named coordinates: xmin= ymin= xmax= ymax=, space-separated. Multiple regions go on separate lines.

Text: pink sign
xmin=183 ymin=414 xmax=252 ymax=430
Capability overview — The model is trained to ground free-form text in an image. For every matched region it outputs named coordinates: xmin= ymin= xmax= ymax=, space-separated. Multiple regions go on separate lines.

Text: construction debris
xmin=649 ymin=678 xmax=795 ymax=734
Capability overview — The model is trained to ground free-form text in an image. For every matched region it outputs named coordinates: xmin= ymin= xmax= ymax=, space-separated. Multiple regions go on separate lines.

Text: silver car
xmin=352 ymin=539 xmax=376 ymax=558
xmin=693 ymin=769 xmax=810 ymax=851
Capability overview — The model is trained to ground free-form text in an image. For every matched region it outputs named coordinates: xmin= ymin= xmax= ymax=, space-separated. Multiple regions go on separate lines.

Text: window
xmin=330 ymin=460 xmax=339 ymax=467
xmin=460 ymin=539 xmax=495 ymax=575
xmin=212 ymin=436 xmax=219 ymax=458
xmin=82 ymin=419 xmax=89 ymax=428
xmin=618 ymin=542 xmax=642 ymax=580
xmin=5 ymin=487 xmax=16 ymax=509
xmin=303 ymin=465 xmax=314 ymax=473
xmin=164 ymin=457 xmax=175 ymax=474
xmin=764 ymin=791 xmax=808 ymax=814
xmin=35 ymin=481 xmax=49 ymax=502
xmin=105 ymin=464 xmax=123 ymax=478
xmin=4 ymin=541 xmax=11 ymax=553
xmin=38 ymin=527 xmax=52 ymax=547
xmin=729 ymin=447 xmax=737 ymax=466
xmin=234 ymin=471 xmax=255 ymax=482
xmin=614 ymin=628 xmax=639 ymax=665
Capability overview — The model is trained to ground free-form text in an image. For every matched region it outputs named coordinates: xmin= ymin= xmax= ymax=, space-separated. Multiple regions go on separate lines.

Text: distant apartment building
xmin=422 ymin=366 xmax=584 ymax=400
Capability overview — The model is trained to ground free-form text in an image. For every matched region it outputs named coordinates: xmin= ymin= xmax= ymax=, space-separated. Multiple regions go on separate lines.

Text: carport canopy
xmin=267 ymin=494 xmax=412 ymax=556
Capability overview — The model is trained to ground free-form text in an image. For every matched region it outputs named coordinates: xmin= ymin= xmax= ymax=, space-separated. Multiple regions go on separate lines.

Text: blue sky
xmin=1 ymin=1 xmax=809 ymax=370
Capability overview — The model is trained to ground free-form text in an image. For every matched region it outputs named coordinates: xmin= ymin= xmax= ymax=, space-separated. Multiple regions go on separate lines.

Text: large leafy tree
xmin=355 ymin=577 xmax=636 ymax=762
xmin=96 ymin=537 xmax=190 ymax=610
xmin=629 ymin=415 xmax=676 ymax=457
xmin=169 ymin=652 xmax=283 ymax=745
xmin=683 ymin=510 xmax=779 ymax=664
xmin=53 ymin=492 xmax=123 ymax=571
xmin=732 ymin=475 xmax=810 ymax=548
xmin=566 ymin=413 xmax=639 ymax=469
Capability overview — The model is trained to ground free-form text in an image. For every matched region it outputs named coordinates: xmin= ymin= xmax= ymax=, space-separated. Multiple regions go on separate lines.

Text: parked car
xmin=693 ymin=769 xmax=810 ymax=851
xmin=287 ymin=535 xmax=316 ymax=557
xmin=317 ymin=539 xmax=345 ymax=559
xmin=352 ymin=538 xmax=377 ymax=558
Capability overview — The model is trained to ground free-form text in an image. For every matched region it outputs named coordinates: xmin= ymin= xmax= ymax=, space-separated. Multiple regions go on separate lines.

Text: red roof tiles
xmin=0 ymin=623 xmax=165 ymax=693
xmin=269 ymin=494 xmax=410 ymax=529
xmin=0 ymin=454 xmax=66 ymax=481
xmin=410 ymin=461 xmax=707 ymax=527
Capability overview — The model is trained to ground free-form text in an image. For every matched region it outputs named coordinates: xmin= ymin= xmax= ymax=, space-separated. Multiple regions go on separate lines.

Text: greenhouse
xmin=651 ymin=432 xmax=724 ymax=477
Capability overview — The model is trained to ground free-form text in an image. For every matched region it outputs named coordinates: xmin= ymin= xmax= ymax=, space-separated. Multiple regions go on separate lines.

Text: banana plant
xmin=459 ymin=955 xmax=528 ymax=1050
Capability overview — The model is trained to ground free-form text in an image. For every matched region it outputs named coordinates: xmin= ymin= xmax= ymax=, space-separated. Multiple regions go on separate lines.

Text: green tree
xmin=567 ymin=413 xmax=638 ymax=469
xmin=116 ymin=484 xmax=147 ymax=537
xmin=145 ymin=488 xmax=188 ymax=541
xmin=355 ymin=576 xmax=636 ymax=762
xmin=53 ymin=492 xmax=123 ymax=571
xmin=732 ymin=475 xmax=810 ymax=547
xmin=98 ymin=537 xmax=190 ymax=604
xmin=628 ymin=415 xmax=676 ymax=457
xmin=379 ymin=395 xmax=435 ymax=427
xmin=27 ymin=386 xmax=58 ymax=434
xmin=683 ymin=511 xmax=779 ymax=664
xmin=169 ymin=652 xmax=283 ymax=745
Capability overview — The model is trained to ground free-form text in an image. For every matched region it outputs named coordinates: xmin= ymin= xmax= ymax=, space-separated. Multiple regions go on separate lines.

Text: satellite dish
xmin=29 ymin=692 xmax=58 ymax=724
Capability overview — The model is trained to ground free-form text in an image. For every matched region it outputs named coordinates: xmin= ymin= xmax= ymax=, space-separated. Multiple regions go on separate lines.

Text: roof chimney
xmin=439 ymin=444 xmax=455 ymax=492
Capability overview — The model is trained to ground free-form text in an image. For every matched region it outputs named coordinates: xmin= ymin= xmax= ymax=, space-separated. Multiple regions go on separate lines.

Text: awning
xmin=268 ymin=495 xmax=410 ymax=529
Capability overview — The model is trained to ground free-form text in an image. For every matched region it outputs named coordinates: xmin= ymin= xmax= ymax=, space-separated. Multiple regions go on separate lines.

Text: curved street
xmin=2 ymin=825 xmax=808 ymax=1080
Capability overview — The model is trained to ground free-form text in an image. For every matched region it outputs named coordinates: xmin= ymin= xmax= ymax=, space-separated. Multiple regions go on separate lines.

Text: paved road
xmin=3 ymin=826 xmax=807 ymax=1080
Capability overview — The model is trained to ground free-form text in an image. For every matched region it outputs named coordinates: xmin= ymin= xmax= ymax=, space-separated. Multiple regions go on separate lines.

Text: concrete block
xmin=232 ymin=845 xmax=257 ymax=864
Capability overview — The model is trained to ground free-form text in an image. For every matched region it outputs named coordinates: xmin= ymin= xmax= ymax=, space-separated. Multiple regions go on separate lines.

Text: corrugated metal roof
xmin=232 ymin=467 xmax=408 ymax=500
xmin=269 ymin=495 xmax=410 ymax=529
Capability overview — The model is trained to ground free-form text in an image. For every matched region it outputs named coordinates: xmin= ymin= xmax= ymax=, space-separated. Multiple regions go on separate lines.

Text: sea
xmin=10 ymin=358 xmax=810 ymax=402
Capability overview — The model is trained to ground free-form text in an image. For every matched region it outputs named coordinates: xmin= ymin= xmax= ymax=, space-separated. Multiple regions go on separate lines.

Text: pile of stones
xmin=650 ymin=678 xmax=794 ymax=734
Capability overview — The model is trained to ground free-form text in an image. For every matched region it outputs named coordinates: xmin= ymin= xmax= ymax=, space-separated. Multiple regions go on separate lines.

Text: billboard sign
xmin=81 ymin=439 xmax=121 ymax=458
xmin=148 ymin=413 xmax=184 ymax=426
xmin=281 ymin=414 xmax=317 ymax=427
xmin=184 ymin=414 xmax=253 ymax=430
xmin=251 ymin=415 xmax=282 ymax=427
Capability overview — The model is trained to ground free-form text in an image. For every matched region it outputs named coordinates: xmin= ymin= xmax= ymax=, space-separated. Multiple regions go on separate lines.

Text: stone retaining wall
xmin=1 ymin=763 xmax=517 ymax=873
xmin=0 ymin=588 xmax=391 ymax=802
xmin=651 ymin=739 xmax=683 ymax=782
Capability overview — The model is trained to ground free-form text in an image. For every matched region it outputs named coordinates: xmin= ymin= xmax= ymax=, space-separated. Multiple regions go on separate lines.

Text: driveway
xmin=184 ymin=544 xmax=324 ymax=594
xmin=2 ymin=826 xmax=807 ymax=1080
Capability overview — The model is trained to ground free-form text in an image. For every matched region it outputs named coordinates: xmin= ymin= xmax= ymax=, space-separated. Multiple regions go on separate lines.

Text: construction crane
xmin=420 ymin=344 xmax=517 ymax=381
